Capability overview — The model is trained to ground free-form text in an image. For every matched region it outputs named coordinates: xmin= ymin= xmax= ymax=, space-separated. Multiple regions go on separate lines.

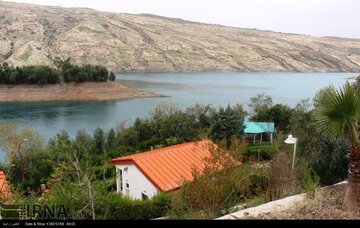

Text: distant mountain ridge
xmin=1 ymin=1 xmax=360 ymax=73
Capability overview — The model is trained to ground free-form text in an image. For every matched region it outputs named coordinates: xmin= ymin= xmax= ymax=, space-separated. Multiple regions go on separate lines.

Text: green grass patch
xmin=19 ymin=45 xmax=33 ymax=61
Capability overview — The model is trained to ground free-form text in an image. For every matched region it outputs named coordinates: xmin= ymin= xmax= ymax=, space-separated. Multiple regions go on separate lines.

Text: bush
xmin=244 ymin=144 xmax=276 ymax=161
xmin=265 ymin=150 xmax=302 ymax=202
xmin=308 ymin=138 xmax=348 ymax=186
xmin=103 ymin=193 xmax=171 ymax=219
xmin=297 ymin=159 xmax=320 ymax=198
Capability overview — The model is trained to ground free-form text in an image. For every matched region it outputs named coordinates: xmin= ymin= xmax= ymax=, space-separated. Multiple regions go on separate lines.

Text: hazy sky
xmin=8 ymin=0 xmax=360 ymax=38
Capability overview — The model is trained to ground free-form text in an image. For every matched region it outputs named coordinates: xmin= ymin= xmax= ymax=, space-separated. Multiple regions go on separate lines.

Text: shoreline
xmin=0 ymin=81 xmax=165 ymax=102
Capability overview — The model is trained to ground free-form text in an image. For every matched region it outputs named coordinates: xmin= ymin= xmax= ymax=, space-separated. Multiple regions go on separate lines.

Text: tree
xmin=59 ymin=58 xmax=74 ymax=82
xmin=106 ymin=128 xmax=116 ymax=150
xmin=0 ymin=123 xmax=45 ymax=189
xmin=314 ymin=81 xmax=360 ymax=211
xmin=210 ymin=104 xmax=246 ymax=144
xmin=251 ymin=104 xmax=293 ymax=132
xmin=109 ymin=72 xmax=116 ymax=81
xmin=93 ymin=128 xmax=105 ymax=155
xmin=248 ymin=93 xmax=273 ymax=117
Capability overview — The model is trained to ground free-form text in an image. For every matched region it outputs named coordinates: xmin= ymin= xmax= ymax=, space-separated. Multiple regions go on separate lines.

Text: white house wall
xmin=115 ymin=164 xmax=159 ymax=200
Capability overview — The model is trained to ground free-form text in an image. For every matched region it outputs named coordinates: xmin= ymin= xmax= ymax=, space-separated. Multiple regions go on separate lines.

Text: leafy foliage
xmin=0 ymin=60 xmax=111 ymax=85
xmin=251 ymin=104 xmax=293 ymax=132
xmin=244 ymin=144 xmax=276 ymax=162
xmin=314 ymin=82 xmax=360 ymax=144
xmin=109 ymin=71 xmax=116 ymax=81
xmin=0 ymin=63 xmax=59 ymax=84
xmin=248 ymin=93 xmax=273 ymax=117
xmin=210 ymin=104 xmax=246 ymax=144
xmin=100 ymin=193 xmax=170 ymax=219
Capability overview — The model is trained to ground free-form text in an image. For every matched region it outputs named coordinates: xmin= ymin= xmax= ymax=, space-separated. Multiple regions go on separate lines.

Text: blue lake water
xmin=0 ymin=72 xmax=356 ymax=162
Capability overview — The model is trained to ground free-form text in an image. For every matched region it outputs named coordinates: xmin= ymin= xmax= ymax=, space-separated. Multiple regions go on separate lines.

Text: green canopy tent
xmin=243 ymin=122 xmax=275 ymax=144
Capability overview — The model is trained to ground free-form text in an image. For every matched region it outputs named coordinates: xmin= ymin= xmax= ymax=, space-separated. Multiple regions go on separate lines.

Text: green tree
xmin=0 ymin=123 xmax=45 ymax=189
xmin=106 ymin=128 xmax=116 ymax=150
xmin=109 ymin=71 xmax=116 ymax=81
xmin=93 ymin=128 xmax=105 ymax=155
xmin=314 ymin=81 xmax=360 ymax=211
xmin=248 ymin=93 xmax=273 ymax=117
xmin=251 ymin=104 xmax=293 ymax=132
xmin=59 ymin=58 xmax=74 ymax=82
xmin=210 ymin=104 xmax=246 ymax=145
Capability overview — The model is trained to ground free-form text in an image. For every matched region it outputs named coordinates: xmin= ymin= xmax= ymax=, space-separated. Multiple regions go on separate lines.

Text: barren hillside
xmin=1 ymin=1 xmax=360 ymax=73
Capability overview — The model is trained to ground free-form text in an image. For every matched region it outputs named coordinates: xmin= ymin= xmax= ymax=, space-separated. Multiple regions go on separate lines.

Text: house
xmin=110 ymin=140 xmax=214 ymax=200
xmin=0 ymin=170 xmax=11 ymax=201
xmin=244 ymin=122 xmax=275 ymax=144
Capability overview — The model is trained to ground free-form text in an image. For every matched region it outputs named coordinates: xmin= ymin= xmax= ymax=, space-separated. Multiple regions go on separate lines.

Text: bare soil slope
xmin=0 ymin=82 xmax=161 ymax=102
xmin=1 ymin=1 xmax=360 ymax=73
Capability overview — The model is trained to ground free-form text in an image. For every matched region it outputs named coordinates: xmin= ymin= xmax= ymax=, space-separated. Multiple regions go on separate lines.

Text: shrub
xmin=297 ymin=159 xmax=320 ymax=198
xmin=264 ymin=150 xmax=320 ymax=202
xmin=244 ymin=144 xmax=276 ymax=161
xmin=103 ymin=193 xmax=171 ymax=219
xmin=265 ymin=150 xmax=303 ymax=202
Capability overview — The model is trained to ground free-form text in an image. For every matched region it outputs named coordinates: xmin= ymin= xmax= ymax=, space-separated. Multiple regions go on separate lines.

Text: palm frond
xmin=314 ymin=81 xmax=360 ymax=141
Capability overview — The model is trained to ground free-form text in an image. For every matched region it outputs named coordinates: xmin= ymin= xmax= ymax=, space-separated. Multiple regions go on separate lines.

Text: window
xmin=119 ymin=169 xmax=123 ymax=192
xmin=126 ymin=183 xmax=129 ymax=188
xmin=141 ymin=193 xmax=148 ymax=200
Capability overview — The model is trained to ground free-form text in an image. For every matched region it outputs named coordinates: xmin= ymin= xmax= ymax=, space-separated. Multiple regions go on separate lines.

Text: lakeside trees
xmin=0 ymin=60 xmax=112 ymax=85
xmin=0 ymin=63 xmax=59 ymax=84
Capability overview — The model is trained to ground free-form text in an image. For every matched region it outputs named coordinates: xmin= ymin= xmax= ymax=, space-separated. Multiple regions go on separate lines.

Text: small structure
xmin=110 ymin=140 xmax=214 ymax=200
xmin=244 ymin=122 xmax=275 ymax=144
xmin=0 ymin=170 xmax=11 ymax=201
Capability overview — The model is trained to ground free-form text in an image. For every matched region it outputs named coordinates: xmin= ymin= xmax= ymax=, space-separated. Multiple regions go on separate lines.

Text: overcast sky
xmin=7 ymin=0 xmax=360 ymax=38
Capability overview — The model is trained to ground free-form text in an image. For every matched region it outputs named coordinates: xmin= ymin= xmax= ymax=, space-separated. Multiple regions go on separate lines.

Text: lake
xmin=0 ymin=72 xmax=356 ymax=162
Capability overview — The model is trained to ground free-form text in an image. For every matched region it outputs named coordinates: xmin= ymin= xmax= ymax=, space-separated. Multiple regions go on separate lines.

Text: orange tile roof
xmin=110 ymin=140 xmax=214 ymax=192
xmin=0 ymin=170 xmax=11 ymax=200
